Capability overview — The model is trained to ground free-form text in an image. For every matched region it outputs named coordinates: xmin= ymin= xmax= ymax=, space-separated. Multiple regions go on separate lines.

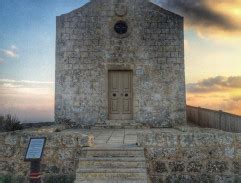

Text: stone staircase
xmin=74 ymin=146 xmax=148 ymax=183
xmin=92 ymin=120 xmax=149 ymax=129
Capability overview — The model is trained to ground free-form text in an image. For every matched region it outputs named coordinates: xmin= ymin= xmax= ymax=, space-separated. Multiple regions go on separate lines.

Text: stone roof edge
xmin=148 ymin=1 xmax=183 ymax=19
xmin=57 ymin=0 xmax=183 ymax=20
xmin=57 ymin=1 xmax=92 ymax=17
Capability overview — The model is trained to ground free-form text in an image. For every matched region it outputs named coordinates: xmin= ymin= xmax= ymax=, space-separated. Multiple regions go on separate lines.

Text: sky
xmin=0 ymin=0 xmax=240 ymax=122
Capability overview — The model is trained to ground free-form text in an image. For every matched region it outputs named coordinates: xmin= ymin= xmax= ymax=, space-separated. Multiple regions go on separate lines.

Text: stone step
xmin=78 ymin=157 xmax=146 ymax=168
xmin=75 ymin=180 xmax=147 ymax=183
xmin=75 ymin=168 xmax=147 ymax=180
xmin=76 ymin=168 xmax=147 ymax=173
xmin=92 ymin=124 xmax=149 ymax=130
xmin=92 ymin=120 xmax=149 ymax=129
xmin=75 ymin=146 xmax=148 ymax=183
xmin=82 ymin=147 xmax=145 ymax=158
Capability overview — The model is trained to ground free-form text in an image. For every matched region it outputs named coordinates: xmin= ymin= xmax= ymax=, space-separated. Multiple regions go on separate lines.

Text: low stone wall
xmin=138 ymin=126 xmax=241 ymax=182
xmin=187 ymin=105 xmax=241 ymax=133
xmin=0 ymin=126 xmax=94 ymax=183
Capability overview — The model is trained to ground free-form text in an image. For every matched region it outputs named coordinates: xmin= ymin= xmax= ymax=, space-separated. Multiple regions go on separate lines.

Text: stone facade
xmin=55 ymin=0 xmax=186 ymax=127
xmin=0 ymin=127 xmax=94 ymax=183
xmin=1 ymin=126 xmax=241 ymax=182
xmin=137 ymin=127 xmax=241 ymax=182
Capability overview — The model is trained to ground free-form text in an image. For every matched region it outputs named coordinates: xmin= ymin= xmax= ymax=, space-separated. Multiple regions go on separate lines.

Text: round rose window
xmin=114 ymin=21 xmax=128 ymax=34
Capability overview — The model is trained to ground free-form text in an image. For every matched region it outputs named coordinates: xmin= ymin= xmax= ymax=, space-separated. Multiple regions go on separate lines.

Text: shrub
xmin=58 ymin=118 xmax=76 ymax=129
xmin=0 ymin=114 xmax=23 ymax=132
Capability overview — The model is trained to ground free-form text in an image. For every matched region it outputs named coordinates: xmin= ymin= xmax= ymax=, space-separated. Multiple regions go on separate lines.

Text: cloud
xmin=0 ymin=79 xmax=53 ymax=89
xmin=187 ymin=92 xmax=241 ymax=116
xmin=154 ymin=0 xmax=241 ymax=38
xmin=0 ymin=45 xmax=19 ymax=58
xmin=231 ymin=96 xmax=241 ymax=102
xmin=186 ymin=76 xmax=241 ymax=115
xmin=0 ymin=79 xmax=54 ymax=122
xmin=187 ymin=76 xmax=241 ymax=93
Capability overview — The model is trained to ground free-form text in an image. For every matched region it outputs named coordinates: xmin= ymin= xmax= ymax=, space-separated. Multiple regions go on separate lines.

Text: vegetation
xmin=59 ymin=118 xmax=76 ymax=128
xmin=0 ymin=114 xmax=23 ymax=132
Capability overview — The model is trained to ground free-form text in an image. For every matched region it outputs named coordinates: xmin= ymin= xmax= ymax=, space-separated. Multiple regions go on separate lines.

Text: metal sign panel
xmin=25 ymin=137 xmax=46 ymax=161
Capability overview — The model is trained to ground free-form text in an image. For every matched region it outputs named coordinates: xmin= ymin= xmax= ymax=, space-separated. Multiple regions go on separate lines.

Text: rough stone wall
xmin=55 ymin=0 xmax=186 ymax=127
xmin=0 ymin=128 xmax=93 ymax=182
xmin=137 ymin=127 xmax=241 ymax=182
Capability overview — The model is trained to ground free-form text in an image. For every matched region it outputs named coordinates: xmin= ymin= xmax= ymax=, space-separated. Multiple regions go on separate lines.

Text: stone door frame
xmin=106 ymin=64 xmax=134 ymax=121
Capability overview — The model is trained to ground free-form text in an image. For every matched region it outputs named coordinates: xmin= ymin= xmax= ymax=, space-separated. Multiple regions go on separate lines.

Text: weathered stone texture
xmin=138 ymin=127 xmax=241 ymax=182
xmin=55 ymin=0 xmax=186 ymax=127
xmin=0 ymin=127 xmax=93 ymax=181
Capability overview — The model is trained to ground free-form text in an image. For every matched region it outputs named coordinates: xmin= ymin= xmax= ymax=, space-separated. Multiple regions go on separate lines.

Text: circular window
xmin=114 ymin=21 xmax=128 ymax=34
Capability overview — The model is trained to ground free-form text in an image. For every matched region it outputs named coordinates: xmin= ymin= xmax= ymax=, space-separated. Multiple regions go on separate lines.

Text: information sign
xmin=25 ymin=137 xmax=46 ymax=161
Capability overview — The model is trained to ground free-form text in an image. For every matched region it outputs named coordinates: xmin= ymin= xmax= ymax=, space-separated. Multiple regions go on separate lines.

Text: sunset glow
xmin=0 ymin=0 xmax=240 ymax=122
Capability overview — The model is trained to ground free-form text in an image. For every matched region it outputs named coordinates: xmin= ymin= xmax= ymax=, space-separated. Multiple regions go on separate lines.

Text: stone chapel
xmin=55 ymin=0 xmax=186 ymax=127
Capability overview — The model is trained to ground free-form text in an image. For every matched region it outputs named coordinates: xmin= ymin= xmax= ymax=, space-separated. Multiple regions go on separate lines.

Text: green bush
xmin=0 ymin=114 xmax=23 ymax=132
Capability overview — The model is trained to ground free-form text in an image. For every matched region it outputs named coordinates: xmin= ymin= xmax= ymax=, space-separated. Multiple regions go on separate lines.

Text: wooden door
xmin=108 ymin=71 xmax=133 ymax=120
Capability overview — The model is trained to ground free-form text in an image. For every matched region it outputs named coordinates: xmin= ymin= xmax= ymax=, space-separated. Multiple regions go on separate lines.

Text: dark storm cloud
xmin=156 ymin=0 xmax=239 ymax=31
xmin=186 ymin=76 xmax=241 ymax=93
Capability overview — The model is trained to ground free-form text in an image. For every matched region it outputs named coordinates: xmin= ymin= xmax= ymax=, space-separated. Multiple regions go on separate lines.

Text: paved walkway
xmin=80 ymin=129 xmax=145 ymax=146
xmin=92 ymin=129 xmax=142 ymax=145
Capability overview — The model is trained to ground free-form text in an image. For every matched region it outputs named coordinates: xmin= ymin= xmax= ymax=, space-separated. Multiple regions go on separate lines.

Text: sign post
xmin=24 ymin=137 xmax=46 ymax=183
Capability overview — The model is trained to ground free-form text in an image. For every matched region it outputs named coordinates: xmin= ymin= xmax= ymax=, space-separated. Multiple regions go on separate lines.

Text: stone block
xmin=149 ymin=176 xmax=164 ymax=183
xmin=0 ymin=134 xmax=5 ymax=143
xmin=62 ymin=135 xmax=77 ymax=147
xmin=137 ymin=133 xmax=152 ymax=146
xmin=197 ymin=174 xmax=213 ymax=183
xmin=232 ymin=161 xmax=241 ymax=174
xmin=41 ymin=164 xmax=60 ymax=174
xmin=236 ymin=134 xmax=241 ymax=146
xmin=19 ymin=134 xmax=33 ymax=148
xmin=214 ymin=175 xmax=234 ymax=183
xmin=153 ymin=161 xmax=168 ymax=173
xmin=146 ymin=147 xmax=178 ymax=160
xmin=181 ymin=148 xmax=207 ymax=160
xmin=206 ymin=161 xmax=228 ymax=173
xmin=194 ymin=133 xmax=216 ymax=147
xmin=11 ymin=161 xmax=28 ymax=175
xmin=236 ymin=148 xmax=241 ymax=159
xmin=0 ymin=145 xmax=14 ymax=157
xmin=165 ymin=175 xmax=193 ymax=183
xmin=42 ymin=148 xmax=55 ymax=161
xmin=216 ymin=133 xmax=234 ymax=146
xmin=5 ymin=134 xmax=18 ymax=145
xmin=155 ymin=134 xmax=167 ymax=147
xmin=165 ymin=134 xmax=178 ymax=147
xmin=168 ymin=161 xmax=185 ymax=172
xmin=61 ymin=161 xmax=75 ymax=174
xmin=45 ymin=134 xmax=62 ymax=148
xmin=224 ymin=146 xmax=235 ymax=158
xmin=180 ymin=134 xmax=195 ymax=148
xmin=77 ymin=134 xmax=94 ymax=147
xmin=58 ymin=148 xmax=74 ymax=160
xmin=0 ymin=161 xmax=12 ymax=172
xmin=186 ymin=161 xmax=203 ymax=173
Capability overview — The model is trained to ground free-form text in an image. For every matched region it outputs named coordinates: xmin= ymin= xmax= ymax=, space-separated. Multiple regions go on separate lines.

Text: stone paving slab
xmin=80 ymin=129 xmax=145 ymax=145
